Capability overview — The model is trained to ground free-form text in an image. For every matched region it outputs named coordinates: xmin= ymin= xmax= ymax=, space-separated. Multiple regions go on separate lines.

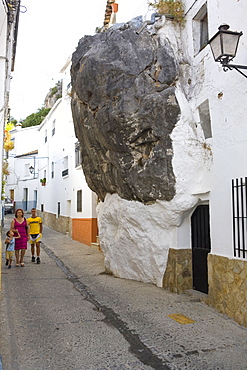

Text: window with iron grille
xmin=62 ymin=156 xmax=69 ymax=177
xmin=75 ymin=142 xmax=81 ymax=168
xmin=77 ymin=190 xmax=82 ymax=212
xmin=232 ymin=177 xmax=247 ymax=259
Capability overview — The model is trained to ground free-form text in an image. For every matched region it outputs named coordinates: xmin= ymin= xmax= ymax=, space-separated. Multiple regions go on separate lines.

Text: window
xmin=52 ymin=120 xmax=55 ymax=136
xmin=57 ymin=202 xmax=60 ymax=218
xmin=193 ymin=4 xmax=208 ymax=55
xmin=232 ymin=178 xmax=247 ymax=259
xmin=77 ymin=190 xmax=82 ymax=212
xmin=51 ymin=161 xmax=54 ymax=178
xmin=62 ymin=156 xmax=69 ymax=177
xmin=45 ymin=129 xmax=47 ymax=143
xmin=23 ymin=188 xmax=28 ymax=211
xmin=25 ymin=163 xmax=31 ymax=177
xmin=198 ymin=100 xmax=212 ymax=139
xmin=41 ymin=204 xmax=44 ymax=212
xmin=75 ymin=141 xmax=82 ymax=167
xmin=200 ymin=13 xmax=208 ymax=49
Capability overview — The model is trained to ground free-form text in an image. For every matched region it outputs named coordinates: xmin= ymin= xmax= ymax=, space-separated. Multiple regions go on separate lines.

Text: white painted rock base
xmin=97 ymin=192 xmax=199 ymax=287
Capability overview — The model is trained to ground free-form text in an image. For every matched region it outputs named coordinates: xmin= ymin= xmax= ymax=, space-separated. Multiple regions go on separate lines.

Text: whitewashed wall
xmin=0 ymin=2 xmax=8 ymax=217
xmin=97 ymin=0 xmax=247 ymax=286
xmin=0 ymin=3 xmax=7 ymax=136
xmin=37 ymin=63 xmax=96 ymax=220
xmin=6 ymin=62 xmax=96 ymax=222
xmin=6 ymin=126 xmax=40 ymax=211
xmin=1 ymin=2 xmax=18 ymax=220
xmin=182 ymin=0 xmax=247 ymax=259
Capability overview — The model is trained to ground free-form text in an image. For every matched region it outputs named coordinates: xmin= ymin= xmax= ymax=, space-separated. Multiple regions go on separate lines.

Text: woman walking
xmin=11 ymin=209 xmax=29 ymax=266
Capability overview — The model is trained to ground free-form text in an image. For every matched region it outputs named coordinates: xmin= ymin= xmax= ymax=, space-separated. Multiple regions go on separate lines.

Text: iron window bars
xmin=232 ymin=177 xmax=247 ymax=259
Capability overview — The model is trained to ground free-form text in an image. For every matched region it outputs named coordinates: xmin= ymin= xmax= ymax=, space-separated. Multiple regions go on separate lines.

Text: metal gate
xmin=191 ymin=205 xmax=211 ymax=294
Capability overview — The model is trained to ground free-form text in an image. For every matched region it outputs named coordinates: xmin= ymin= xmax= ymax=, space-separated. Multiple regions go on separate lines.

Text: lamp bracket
xmin=222 ymin=64 xmax=247 ymax=78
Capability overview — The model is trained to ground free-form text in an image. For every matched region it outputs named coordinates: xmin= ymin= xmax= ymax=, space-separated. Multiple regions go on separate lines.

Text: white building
xmin=0 ymin=0 xmax=20 ymax=221
xmin=6 ymin=125 xmax=39 ymax=210
xmin=181 ymin=0 xmax=247 ymax=327
xmin=93 ymin=0 xmax=247 ymax=327
xmin=0 ymin=1 xmax=20 ymax=286
xmin=5 ymin=61 xmax=98 ymax=246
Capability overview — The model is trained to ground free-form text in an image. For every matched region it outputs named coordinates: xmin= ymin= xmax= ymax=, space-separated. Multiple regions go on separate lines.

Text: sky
xmin=9 ymin=0 xmax=149 ymax=121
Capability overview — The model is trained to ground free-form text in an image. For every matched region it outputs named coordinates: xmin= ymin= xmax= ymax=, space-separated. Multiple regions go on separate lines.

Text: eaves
xmin=15 ymin=149 xmax=38 ymax=158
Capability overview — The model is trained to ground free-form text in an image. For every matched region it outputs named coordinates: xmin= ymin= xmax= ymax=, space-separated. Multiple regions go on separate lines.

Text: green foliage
xmin=149 ymin=0 xmax=185 ymax=23
xmin=21 ymin=107 xmax=51 ymax=128
xmin=50 ymin=86 xmax=58 ymax=96
xmin=95 ymin=26 xmax=104 ymax=33
xmin=8 ymin=117 xmax=17 ymax=126
xmin=49 ymin=81 xmax=62 ymax=97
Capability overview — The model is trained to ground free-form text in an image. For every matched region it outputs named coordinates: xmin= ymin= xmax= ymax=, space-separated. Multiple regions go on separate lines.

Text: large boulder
xmin=71 ymin=18 xmax=180 ymax=203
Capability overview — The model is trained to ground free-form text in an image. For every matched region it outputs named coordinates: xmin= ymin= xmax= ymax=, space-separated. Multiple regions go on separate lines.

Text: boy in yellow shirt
xmin=27 ymin=208 xmax=43 ymax=264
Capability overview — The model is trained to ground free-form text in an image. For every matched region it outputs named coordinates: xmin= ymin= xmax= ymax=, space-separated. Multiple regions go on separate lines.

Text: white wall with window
xmin=36 ymin=61 xmax=97 ymax=225
xmin=182 ymin=0 xmax=247 ymax=259
xmin=52 ymin=119 xmax=56 ymax=136
xmin=5 ymin=125 xmax=40 ymax=211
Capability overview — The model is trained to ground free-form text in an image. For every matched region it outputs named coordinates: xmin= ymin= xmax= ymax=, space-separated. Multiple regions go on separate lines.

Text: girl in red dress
xmin=11 ymin=209 xmax=29 ymax=266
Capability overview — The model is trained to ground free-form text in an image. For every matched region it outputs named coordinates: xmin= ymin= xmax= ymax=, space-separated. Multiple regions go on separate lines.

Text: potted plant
xmin=149 ymin=0 xmax=185 ymax=23
xmin=40 ymin=178 xmax=46 ymax=186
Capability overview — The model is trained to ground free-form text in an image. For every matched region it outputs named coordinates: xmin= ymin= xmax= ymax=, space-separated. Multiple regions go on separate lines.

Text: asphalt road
xmin=1 ymin=214 xmax=247 ymax=370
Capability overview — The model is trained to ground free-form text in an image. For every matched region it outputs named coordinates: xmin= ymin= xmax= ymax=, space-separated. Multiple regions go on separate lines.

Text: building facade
xmin=178 ymin=0 xmax=247 ymax=327
xmin=0 ymin=0 xmax=20 ymax=220
xmin=5 ymin=62 xmax=98 ymax=246
xmin=0 ymin=0 xmax=20 ymax=286
xmin=90 ymin=0 xmax=247 ymax=327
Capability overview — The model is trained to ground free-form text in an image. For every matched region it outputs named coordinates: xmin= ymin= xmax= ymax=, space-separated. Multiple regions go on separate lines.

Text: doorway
xmin=23 ymin=188 xmax=28 ymax=211
xmin=191 ymin=205 xmax=211 ymax=294
xmin=10 ymin=189 xmax=14 ymax=200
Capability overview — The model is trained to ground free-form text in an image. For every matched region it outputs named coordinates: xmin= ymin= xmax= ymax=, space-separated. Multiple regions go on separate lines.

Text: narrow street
xmin=0 ymin=214 xmax=247 ymax=370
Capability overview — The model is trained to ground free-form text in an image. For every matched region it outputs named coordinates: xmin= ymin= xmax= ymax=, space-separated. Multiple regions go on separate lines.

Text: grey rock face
xmin=44 ymin=81 xmax=62 ymax=109
xmin=71 ymin=19 xmax=180 ymax=203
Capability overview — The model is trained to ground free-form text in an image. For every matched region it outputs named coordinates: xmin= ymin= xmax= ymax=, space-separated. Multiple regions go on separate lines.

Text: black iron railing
xmin=232 ymin=177 xmax=247 ymax=259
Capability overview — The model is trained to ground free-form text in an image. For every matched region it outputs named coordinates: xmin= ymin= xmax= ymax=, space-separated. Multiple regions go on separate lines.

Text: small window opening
xmin=77 ymin=190 xmax=82 ymax=212
xmin=198 ymin=100 xmax=212 ymax=139
xmin=193 ymin=4 xmax=208 ymax=55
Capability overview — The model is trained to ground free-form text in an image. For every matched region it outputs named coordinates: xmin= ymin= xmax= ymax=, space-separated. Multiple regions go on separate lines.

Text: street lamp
xmin=208 ymin=24 xmax=247 ymax=78
xmin=29 ymin=165 xmax=34 ymax=174
xmin=29 ymin=159 xmax=38 ymax=179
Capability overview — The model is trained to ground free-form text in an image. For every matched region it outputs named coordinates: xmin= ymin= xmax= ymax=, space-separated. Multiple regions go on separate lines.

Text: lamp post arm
xmin=222 ymin=64 xmax=247 ymax=78
xmin=225 ymin=64 xmax=247 ymax=70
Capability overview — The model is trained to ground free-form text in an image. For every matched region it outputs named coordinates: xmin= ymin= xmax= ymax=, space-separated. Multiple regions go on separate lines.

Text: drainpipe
xmin=136 ymin=13 xmax=162 ymax=35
